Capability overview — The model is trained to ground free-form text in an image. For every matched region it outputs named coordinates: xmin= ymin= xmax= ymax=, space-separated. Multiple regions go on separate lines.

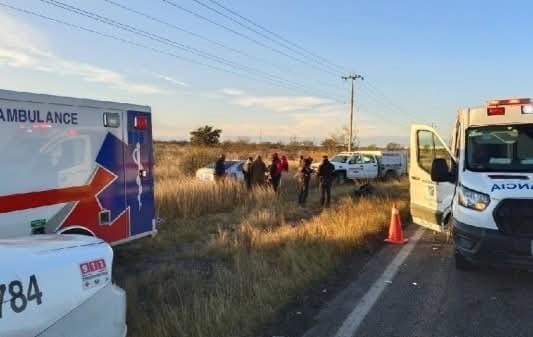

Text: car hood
xmin=461 ymin=171 xmax=533 ymax=201
xmin=0 ymin=235 xmax=114 ymax=337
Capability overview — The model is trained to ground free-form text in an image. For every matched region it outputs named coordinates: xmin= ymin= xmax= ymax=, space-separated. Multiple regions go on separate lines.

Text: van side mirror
xmin=431 ymin=158 xmax=453 ymax=182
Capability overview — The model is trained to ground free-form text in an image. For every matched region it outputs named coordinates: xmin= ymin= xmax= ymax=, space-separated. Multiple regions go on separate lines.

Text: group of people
xmin=214 ymin=153 xmax=336 ymax=207
xmin=241 ymin=153 xmax=289 ymax=191
xmin=296 ymin=154 xmax=335 ymax=207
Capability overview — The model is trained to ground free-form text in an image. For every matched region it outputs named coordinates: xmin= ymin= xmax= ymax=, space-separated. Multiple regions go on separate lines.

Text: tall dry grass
xmin=116 ymin=143 xmax=410 ymax=337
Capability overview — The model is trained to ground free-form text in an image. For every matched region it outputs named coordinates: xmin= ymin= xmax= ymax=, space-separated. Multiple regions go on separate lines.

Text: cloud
xmin=0 ymin=11 xmax=164 ymax=95
xmin=221 ymin=88 xmax=333 ymax=113
xmin=151 ymin=72 xmax=189 ymax=87
xmin=222 ymin=88 xmax=243 ymax=96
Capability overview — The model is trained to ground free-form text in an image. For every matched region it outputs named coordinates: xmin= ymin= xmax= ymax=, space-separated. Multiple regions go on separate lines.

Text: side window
xmin=349 ymin=155 xmax=360 ymax=164
xmin=417 ymin=131 xmax=452 ymax=173
xmin=362 ymin=155 xmax=375 ymax=164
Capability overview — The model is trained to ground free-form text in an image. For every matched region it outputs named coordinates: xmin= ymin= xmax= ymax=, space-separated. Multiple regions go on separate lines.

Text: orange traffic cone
xmin=384 ymin=203 xmax=408 ymax=244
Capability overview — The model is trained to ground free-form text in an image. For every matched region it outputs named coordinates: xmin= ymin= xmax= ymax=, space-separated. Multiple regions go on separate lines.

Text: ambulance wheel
xmin=454 ymin=251 xmax=474 ymax=271
xmin=60 ymin=227 xmax=94 ymax=237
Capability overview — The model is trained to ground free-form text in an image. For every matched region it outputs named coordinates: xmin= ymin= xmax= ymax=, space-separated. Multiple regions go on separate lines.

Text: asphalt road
xmin=302 ymin=226 xmax=533 ymax=337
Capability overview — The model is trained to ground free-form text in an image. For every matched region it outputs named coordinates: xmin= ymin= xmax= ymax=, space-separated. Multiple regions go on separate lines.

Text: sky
xmin=1 ymin=0 xmax=533 ymax=145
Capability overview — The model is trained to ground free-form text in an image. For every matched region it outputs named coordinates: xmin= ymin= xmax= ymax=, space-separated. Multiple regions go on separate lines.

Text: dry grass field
xmin=114 ymin=143 xmax=410 ymax=337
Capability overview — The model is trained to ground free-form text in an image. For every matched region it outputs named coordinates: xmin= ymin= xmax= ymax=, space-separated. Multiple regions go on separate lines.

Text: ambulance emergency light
xmin=134 ymin=116 xmax=148 ymax=129
xmin=486 ymin=98 xmax=532 ymax=116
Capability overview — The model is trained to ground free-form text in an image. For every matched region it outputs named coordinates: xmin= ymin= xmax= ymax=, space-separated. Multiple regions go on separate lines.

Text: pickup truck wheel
xmin=384 ymin=170 xmax=398 ymax=181
xmin=336 ymin=171 xmax=347 ymax=184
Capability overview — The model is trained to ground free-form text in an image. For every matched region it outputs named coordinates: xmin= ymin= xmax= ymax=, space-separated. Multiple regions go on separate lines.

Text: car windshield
xmin=466 ymin=124 xmax=533 ymax=172
xmin=331 ymin=155 xmax=349 ymax=163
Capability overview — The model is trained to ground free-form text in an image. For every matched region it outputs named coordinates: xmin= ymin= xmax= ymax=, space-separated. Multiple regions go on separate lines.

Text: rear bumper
xmin=453 ymin=219 xmax=533 ymax=269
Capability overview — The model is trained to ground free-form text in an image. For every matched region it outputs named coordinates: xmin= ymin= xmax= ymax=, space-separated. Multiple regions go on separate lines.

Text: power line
xmin=203 ymin=0 xmax=346 ymax=73
xmin=39 ymin=0 xmax=343 ymax=100
xmin=101 ymin=0 xmax=344 ymax=100
xmin=189 ymin=0 xmax=341 ymax=73
xmin=160 ymin=0 xmax=339 ymax=77
xmin=0 ymin=2 xmax=339 ymax=97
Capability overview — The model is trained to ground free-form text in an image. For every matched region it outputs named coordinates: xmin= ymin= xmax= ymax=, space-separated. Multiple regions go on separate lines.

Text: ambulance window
xmin=54 ymin=139 xmax=86 ymax=168
xmin=417 ymin=131 xmax=452 ymax=173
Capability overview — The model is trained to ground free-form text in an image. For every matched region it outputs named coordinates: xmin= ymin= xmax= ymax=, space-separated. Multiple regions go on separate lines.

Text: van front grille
xmin=494 ymin=199 xmax=533 ymax=237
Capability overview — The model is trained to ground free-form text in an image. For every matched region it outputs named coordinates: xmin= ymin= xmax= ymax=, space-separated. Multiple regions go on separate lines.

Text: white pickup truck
xmin=317 ymin=151 xmax=407 ymax=183
xmin=0 ymin=234 xmax=126 ymax=337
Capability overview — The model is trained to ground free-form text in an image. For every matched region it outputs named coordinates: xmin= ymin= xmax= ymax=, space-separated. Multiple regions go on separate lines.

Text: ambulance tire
xmin=60 ymin=227 xmax=94 ymax=237
xmin=454 ymin=251 xmax=475 ymax=271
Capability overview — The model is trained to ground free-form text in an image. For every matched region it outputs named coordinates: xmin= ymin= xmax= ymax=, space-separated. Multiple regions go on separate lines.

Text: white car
xmin=195 ymin=160 xmax=246 ymax=181
xmin=0 ymin=234 xmax=126 ymax=337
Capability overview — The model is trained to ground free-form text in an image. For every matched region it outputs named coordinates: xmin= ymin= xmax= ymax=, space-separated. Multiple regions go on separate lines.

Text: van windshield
xmin=466 ymin=124 xmax=533 ymax=172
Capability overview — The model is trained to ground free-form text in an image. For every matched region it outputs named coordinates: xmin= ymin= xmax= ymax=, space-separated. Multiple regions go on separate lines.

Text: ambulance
xmin=0 ymin=234 xmax=127 ymax=337
xmin=0 ymin=89 xmax=156 ymax=244
xmin=410 ymin=98 xmax=533 ymax=269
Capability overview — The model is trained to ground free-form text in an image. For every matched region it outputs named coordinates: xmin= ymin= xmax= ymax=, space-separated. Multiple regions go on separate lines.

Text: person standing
xmin=269 ymin=153 xmax=282 ymax=192
xmin=297 ymin=158 xmax=313 ymax=205
xmin=280 ymin=155 xmax=289 ymax=173
xmin=317 ymin=155 xmax=335 ymax=207
xmin=214 ymin=154 xmax=226 ymax=183
xmin=250 ymin=155 xmax=267 ymax=187
xmin=242 ymin=156 xmax=253 ymax=189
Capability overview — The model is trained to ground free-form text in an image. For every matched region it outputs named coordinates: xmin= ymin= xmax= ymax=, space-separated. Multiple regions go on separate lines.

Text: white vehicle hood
xmin=196 ymin=167 xmax=215 ymax=180
xmin=461 ymin=171 xmax=533 ymax=201
xmin=0 ymin=235 xmax=114 ymax=337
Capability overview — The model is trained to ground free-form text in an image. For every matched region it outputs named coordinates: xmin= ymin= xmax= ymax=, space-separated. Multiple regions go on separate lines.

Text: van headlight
xmin=458 ymin=185 xmax=490 ymax=211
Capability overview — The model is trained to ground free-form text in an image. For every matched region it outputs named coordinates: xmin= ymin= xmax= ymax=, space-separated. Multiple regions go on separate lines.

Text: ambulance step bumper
xmin=453 ymin=219 xmax=533 ymax=270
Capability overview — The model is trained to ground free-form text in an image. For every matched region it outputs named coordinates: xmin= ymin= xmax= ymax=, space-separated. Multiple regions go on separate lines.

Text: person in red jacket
xmin=269 ymin=153 xmax=283 ymax=192
xmin=280 ymin=155 xmax=289 ymax=173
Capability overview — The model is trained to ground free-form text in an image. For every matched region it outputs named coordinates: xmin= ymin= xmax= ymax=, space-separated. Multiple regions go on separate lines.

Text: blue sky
xmin=1 ymin=0 xmax=532 ymax=145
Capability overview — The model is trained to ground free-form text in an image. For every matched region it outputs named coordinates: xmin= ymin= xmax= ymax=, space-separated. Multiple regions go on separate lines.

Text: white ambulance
xmin=410 ymin=98 xmax=533 ymax=269
xmin=0 ymin=89 xmax=156 ymax=244
xmin=0 ymin=234 xmax=126 ymax=337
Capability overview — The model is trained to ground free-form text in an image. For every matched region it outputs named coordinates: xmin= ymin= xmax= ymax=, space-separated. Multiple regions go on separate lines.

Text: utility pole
xmin=342 ymin=74 xmax=364 ymax=151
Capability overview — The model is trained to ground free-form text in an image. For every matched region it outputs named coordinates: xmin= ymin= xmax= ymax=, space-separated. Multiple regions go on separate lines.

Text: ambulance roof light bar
xmin=487 ymin=98 xmax=531 ymax=106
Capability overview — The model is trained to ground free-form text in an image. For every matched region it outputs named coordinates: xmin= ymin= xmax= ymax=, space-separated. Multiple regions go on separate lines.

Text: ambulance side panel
xmin=0 ymin=90 xmax=154 ymax=244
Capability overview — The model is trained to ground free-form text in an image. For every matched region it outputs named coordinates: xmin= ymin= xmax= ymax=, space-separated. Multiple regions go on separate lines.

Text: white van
xmin=410 ymin=98 xmax=533 ymax=269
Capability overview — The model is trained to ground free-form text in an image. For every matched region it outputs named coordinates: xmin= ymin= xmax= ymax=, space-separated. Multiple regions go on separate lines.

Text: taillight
xmin=134 ymin=116 xmax=148 ymax=129
xmin=487 ymin=107 xmax=505 ymax=116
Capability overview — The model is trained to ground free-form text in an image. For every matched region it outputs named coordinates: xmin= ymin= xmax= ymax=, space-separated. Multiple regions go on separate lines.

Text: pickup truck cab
xmin=410 ymin=98 xmax=533 ymax=270
xmin=320 ymin=151 xmax=407 ymax=183
xmin=0 ymin=234 xmax=126 ymax=337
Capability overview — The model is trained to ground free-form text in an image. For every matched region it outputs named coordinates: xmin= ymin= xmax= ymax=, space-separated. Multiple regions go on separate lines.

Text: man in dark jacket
xmin=242 ymin=157 xmax=253 ymax=189
xmin=297 ymin=157 xmax=313 ymax=205
xmin=214 ymin=154 xmax=226 ymax=183
xmin=317 ymin=155 xmax=335 ymax=207
xmin=250 ymin=155 xmax=267 ymax=187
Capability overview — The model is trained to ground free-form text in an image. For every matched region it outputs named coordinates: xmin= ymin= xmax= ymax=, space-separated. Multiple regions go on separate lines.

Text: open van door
xmin=410 ymin=125 xmax=456 ymax=232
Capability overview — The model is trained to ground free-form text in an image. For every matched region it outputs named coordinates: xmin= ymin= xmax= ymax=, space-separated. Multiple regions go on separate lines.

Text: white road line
xmin=334 ymin=227 xmax=425 ymax=337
